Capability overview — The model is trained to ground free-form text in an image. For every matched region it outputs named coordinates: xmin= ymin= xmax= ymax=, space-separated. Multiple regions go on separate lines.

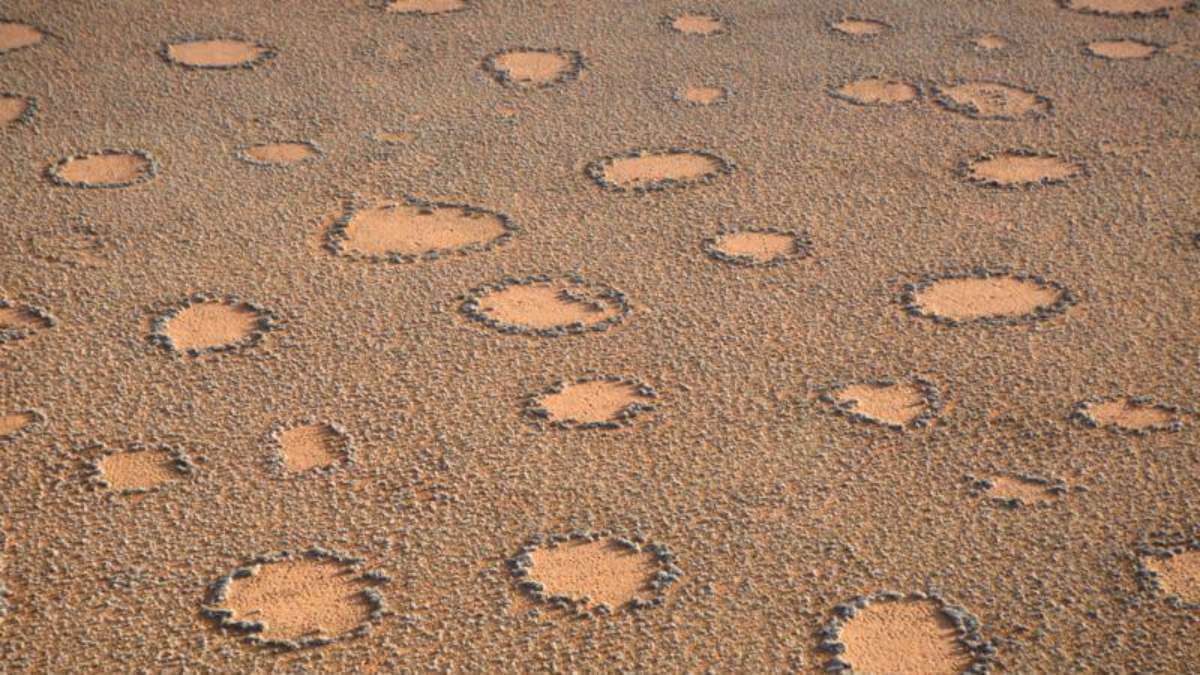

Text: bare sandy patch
xmin=963 ymin=150 xmax=1083 ymax=188
xmin=150 ymin=296 xmax=276 ymax=356
xmin=0 ymin=301 xmax=54 ymax=343
xmin=836 ymin=600 xmax=974 ymax=674
xmin=461 ymin=276 xmax=630 ymax=336
xmin=385 ymin=0 xmax=467 ymax=14
xmin=669 ymin=13 xmax=725 ymax=36
xmin=936 ymin=81 xmax=1050 ymax=120
xmin=976 ymin=475 xmax=1063 ymax=506
xmin=327 ymin=199 xmax=514 ymax=262
xmin=831 ymin=18 xmax=889 ymax=37
xmin=484 ymin=48 xmax=582 ymax=88
xmin=1061 ymin=0 xmax=1190 ymax=17
xmin=95 ymin=446 xmax=188 ymax=494
xmin=824 ymin=379 xmax=939 ymax=430
xmin=1144 ymin=551 xmax=1200 ymax=605
xmin=704 ymin=228 xmax=809 ymax=266
xmin=588 ymin=148 xmax=733 ymax=192
xmin=0 ymin=21 xmax=42 ymax=53
xmin=902 ymin=272 xmax=1073 ymax=325
xmin=1086 ymin=39 xmax=1159 ymax=60
xmin=239 ymin=141 xmax=320 ymax=166
xmin=1073 ymin=396 xmax=1183 ymax=434
xmin=527 ymin=377 xmax=657 ymax=429
xmin=48 ymin=150 xmax=157 ymax=188
xmin=0 ymin=93 xmax=33 ymax=126
xmin=372 ymin=130 xmax=413 ymax=144
xmin=832 ymin=77 xmax=919 ymax=106
xmin=275 ymin=423 xmax=350 ymax=473
xmin=678 ymin=85 xmax=727 ymax=105
xmin=971 ymin=34 xmax=1010 ymax=50
xmin=203 ymin=550 xmax=386 ymax=650
xmin=0 ymin=410 xmax=40 ymax=441
xmin=163 ymin=39 xmax=274 ymax=69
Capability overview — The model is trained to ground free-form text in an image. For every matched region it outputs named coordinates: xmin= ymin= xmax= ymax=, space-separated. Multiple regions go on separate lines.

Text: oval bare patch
xmin=902 ymin=272 xmax=1074 ymax=325
xmin=975 ymin=475 xmax=1063 ymax=506
xmin=384 ymin=0 xmax=467 ymax=14
xmin=0 ymin=301 xmax=54 ymax=343
xmin=203 ymin=550 xmax=386 ymax=650
xmin=0 ymin=410 xmax=40 ymax=441
xmin=678 ymin=85 xmax=727 ymax=105
xmin=1142 ymin=550 xmax=1200 ymax=605
xmin=150 ymin=296 xmax=276 ymax=356
xmin=0 ymin=21 xmax=42 ymax=53
xmin=831 ymin=18 xmax=889 ymax=37
xmin=163 ymin=39 xmax=274 ymax=69
xmin=94 ymin=446 xmax=189 ymax=494
xmin=971 ymin=33 xmax=1010 ymax=50
xmin=823 ymin=379 xmax=939 ymax=430
xmin=483 ymin=48 xmax=582 ymax=88
xmin=1086 ymin=38 xmax=1159 ymax=60
xmin=669 ymin=13 xmax=726 ymax=35
xmin=832 ymin=77 xmax=920 ymax=106
xmin=239 ymin=141 xmax=320 ymax=166
xmin=47 ymin=150 xmax=157 ymax=188
xmin=274 ymin=423 xmax=350 ymax=473
xmin=327 ymin=199 xmax=514 ymax=262
xmin=963 ymin=150 xmax=1083 ymax=188
xmin=0 ymin=93 xmax=33 ymax=126
xmin=936 ymin=81 xmax=1050 ymax=120
xmin=587 ymin=149 xmax=733 ymax=192
xmin=1061 ymin=0 xmax=1190 ymax=17
xmin=461 ymin=276 xmax=630 ymax=336
xmin=704 ymin=228 xmax=809 ymax=266
xmin=527 ymin=377 xmax=657 ymax=429
xmin=1073 ymin=396 xmax=1183 ymax=434
xmin=837 ymin=599 xmax=974 ymax=674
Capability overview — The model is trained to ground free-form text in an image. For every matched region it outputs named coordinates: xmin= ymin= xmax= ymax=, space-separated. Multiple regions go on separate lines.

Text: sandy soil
xmin=1 ymin=0 xmax=1199 ymax=671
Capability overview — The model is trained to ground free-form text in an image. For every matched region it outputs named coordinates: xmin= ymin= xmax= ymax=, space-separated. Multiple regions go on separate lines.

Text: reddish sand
xmin=671 ymin=14 xmax=724 ymax=36
xmin=0 ymin=95 xmax=30 ymax=125
xmin=527 ymin=540 xmax=659 ymax=609
xmin=242 ymin=142 xmax=318 ymax=165
xmin=489 ymin=50 xmax=574 ymax=86
xmin=385 ymin=0 xmax=465 ymax=14
xmin=1087 ymin=39 xmax=1159 ymax=60
xmin=680 ymin=86 xmax=726 ymax=105
xmin=598 ymin=151 xmax=724 ymax=189
xmin=1081 ymin=398 xmax=1177 ymax=431
xmin=832 ymin=19 xmax=889 ymax=36
xmin=983 ymin=476 xmax=1060 ymax=504
xmin=1063 ymin=0 xmax=1188 ymax=14
xmin=97 ymin=448 xmax=181 ymax=492
xmin=709 ymin=230 xmax=797 ymax=264
xmin=472 ymin=279 xmax=623 ymax=331
xmin=912 ymin=276 xmax=1064 ymax=321
xmin=1145 ymin=551 xmax=1200 ymax=603
xmin=0 ymin=411 xmax=36 ymax=439
xmin=161 ymin=302 xmax=262 ymax=353
xmin=339 ymin=202 xmax=507 ymax=257
xmin=277 ymin=423 xmax=346 ymax=472
xmin=832 ymin=382 xmax=929 ymax=427
xmin=835 ymin=77 xmax=919 ymax=105
xmin=839 ymin=600 xmax=972 ymax=674
xmin=0 ymin=21 xmax=42 ymax=52
xmin=972 ymin=34 xmax=1010 ymax=50
xmin=938 ymin=82 xmax=1049 ymax=119
xmin=535 ymin=380 xmax=651 ymax=426
xmin=51 ymin=151 xmax=153 ymax=187
xmin=966 ymin=153 xmax=1082 ymax=187
xmin=166 ymin=39 xmax=270 ymax=68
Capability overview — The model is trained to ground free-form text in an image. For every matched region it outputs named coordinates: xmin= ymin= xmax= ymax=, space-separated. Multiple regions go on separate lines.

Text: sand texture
xmin=2 ymin=0 xmax=1200 ymax=671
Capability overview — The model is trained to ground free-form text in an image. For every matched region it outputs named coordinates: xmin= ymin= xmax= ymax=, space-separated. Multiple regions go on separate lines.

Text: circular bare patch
xmin=1085 ymin=38 xmax=1160 ymax=59
xmin=935 ymin=81 xmax=1050 ymax=120
xmin=482 ymin=48 xmax=583 ymax=89
xmin=383 ymin=0 xmax=468 ymax=14
xmin=238 ymin=141 xmax=320 ymax=167
xmin=703 ymin=227 xmax=810 ymax=267
xmin=326 ymin=197 xmax=515 ymax=263
xmin=820 ymin=377 xmax=941 ymax=430
xmin=271 ymin=422 xmax=351 ymax=473
xmin=162 ymin=38 xmax=275 ymax=69
xmin=962 ymin=150 xmax=1084 ymax=188
xmin=526 ymin=376 xmax=658 ymax=430
xmin=831 ymin=17 xmax=890 ymax=37
xmin=971 ymin=33 xmax=1011 ymax=50
xmin=202 ymin=549 xmax=387 ymax=650
xmin=830 ymin=77 xmax=920 ymax=106
xmin=820 ymin=593 xmax=992 ymax=674
xmin=968 ymin=474 xmax=1066 ymax=507
xmin=0 ymin=409 xmax=43 ymax=443
xmin=89 ymin=444 xmax=192 ymax=495
xmin=587 ymin=148 xmax=733 ymax=192
xmin=676 ymin=85 xmax=729 ymax=106
xmin=667 ymin=12 xmax=727 ymax=36
xmin=461 ymin=275 xmax=630 ymax=337
xmin=0 ymin=300 xmax=54 ymax=344
xmin=149 ymin=295 xmax=278 ymax=356
xmin=47 ymin=149 xmax=157 ymax=189
xmin=0 ymin=20 xmax=43 ymax=53
xmin=1071 ymin=396 xmax=1184 ymax=434
xmin=1139 ymin=536 xmax=1200 ymax=610
xmin=372 ymin=129 xmax=413 ymax=144
xmin=900 ymin=270 xmax=1075 ymax=326
xmin=1059 ymin=0 xmax=1193 ymax=18
xmin=509 ymin=532 xmax=681 ymax=615
xmin=0 ymin=93 xmax=34 ymax=127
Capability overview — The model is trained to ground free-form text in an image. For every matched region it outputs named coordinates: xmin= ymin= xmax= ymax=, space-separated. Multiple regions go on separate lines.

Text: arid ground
xmin=2 ymin=0 xmax=1200 ymax=672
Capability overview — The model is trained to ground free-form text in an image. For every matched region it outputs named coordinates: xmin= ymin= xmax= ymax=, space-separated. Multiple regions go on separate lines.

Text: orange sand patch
xmin=52 ymin=151 xmax=154 ymax=187
xmin=833 ymin=382 xmax=928 ymax=427
xmin=967 ymin=152 xmax=1082 ymax=187
xmin=1063 ymin=0 xmax=1188 ymax=14
xmin=162 ymin=302 xmax=261 ymax=352
xmin=0 ymin=21 xmax=42 ymax=52
xmin=385 ymin=0 xmax=465 ymax=14
xmin=710 ymin=231 xmax=797 ymax=264
xmin=671 ymin=14 xmax=723 ymax=35
xmin=341 ymin=203 xmax=508 ymax=256
xmin=1087 ymin=39 xmax=1158 ymax=60
xmin=373 ymin=130 xmax=412 ymax=144
xmin=98 ymin=448 xmax=181 ymax=492
xmin=839 ymin=600 xmax=972 ymax=675
xmin=0 ymin=411 xmax=36 ymax=439
xmin=681 ymin=86 xmax=725 ymax=105
xmin=912 ymin=277 xmax=1064 ymax=321
xmin=1081 ymin=398 xmax=1176 ymax=431
xmin=832 ymin=19 xmax=888 ymax=36
xmin=490 ymin=50 xmax=573 ymax=86
xmin=242 ymin=142 xmax=318 ymax=165
xmin=476 ymin=281 xmax=621 ymax=330
xmin=0 ymin=306 xmax=49 ymax=332
xmin=938 ymin=82 xmax=1048 ymax=119
xmin=213 ymin=557 xmax=376 ymax=642
xmin=1145 ymin=551 xmax=1200 ymax=603
xmin=0 ymin=95 xmax=29 ymax=125
xmin=835 ymin=77 xmax=919 ymax=105
xmin=984 ymin=476 xmax=1059 ymax=504
xmin=536 ymin=380 xmax=650 ymax=425
xmin=277 ymin=424 xmax=346 ymax=472
xmin=972 ymin=34 xmax=1010 ymax=50
xmin=600 ymin=151 xmax=723 ymax=189
xmin=166 ymin=40 xmax=269 ymax=68
xmin=528 ymin=540 xmax=659 ymax=609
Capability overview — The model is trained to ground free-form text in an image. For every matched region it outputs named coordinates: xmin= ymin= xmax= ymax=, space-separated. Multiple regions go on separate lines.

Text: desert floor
xmin=2 ymin=0 xmax=1200 ymax=672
